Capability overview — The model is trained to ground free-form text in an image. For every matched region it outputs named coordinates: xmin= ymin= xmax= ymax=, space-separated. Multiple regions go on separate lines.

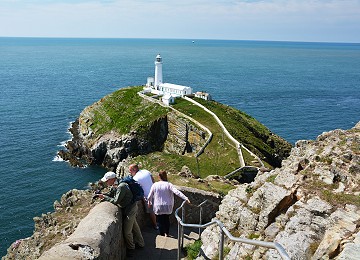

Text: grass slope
xmin=88 ymin=86 xmax=169 ymax=138
xmin=85 ymin=87 xmax=291 ymax=194
xmin=187 ymin=97 xmax=292 ymax=167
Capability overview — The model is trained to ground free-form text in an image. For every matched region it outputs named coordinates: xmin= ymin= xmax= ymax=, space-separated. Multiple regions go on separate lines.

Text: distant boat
xmin=192 ymin=41 xmax=195 ymax=43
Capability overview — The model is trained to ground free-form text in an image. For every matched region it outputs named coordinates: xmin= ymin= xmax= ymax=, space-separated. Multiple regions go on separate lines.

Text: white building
xmin=159 ymin=83 xmax=192 ymax=96
xmin=195 ymin=91 xmax=212 ymax=101
xmin=145 ymin=54 xmax=193 ymax=101
xmin=162 ymin=93 xmax=175 ymax=105
xmin=146 ymin=77 xmax=154 ymax=87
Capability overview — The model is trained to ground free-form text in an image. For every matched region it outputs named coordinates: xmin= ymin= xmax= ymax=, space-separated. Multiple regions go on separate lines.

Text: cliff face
xmin=60 ymin=110 xmax=208 ymax=171
xmin=59 ymin=87 xmax=291 ymax=175
xmin=59 ymin=87 xmax=292 ymax=173
xmin=59 ymin=87 xmax=212 ymax=170
xmin=3 ymin=189 xmax=97 ymax=260
xmin=200 ymin=122 xmax=360 ymax=259
xmin=59 ymin=87 xmax=170 ymax=170
xmin=163 ymin=112 xmax=207 ymax=155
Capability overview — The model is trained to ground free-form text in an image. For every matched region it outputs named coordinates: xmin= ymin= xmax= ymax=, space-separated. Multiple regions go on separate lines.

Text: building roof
xmin=162 ymin=93 xmax=174 ymax=99
xmin=195 ymin=91 xmax=210 ymax=96
xmin=160 ymin=83 xmax=191 ymax=90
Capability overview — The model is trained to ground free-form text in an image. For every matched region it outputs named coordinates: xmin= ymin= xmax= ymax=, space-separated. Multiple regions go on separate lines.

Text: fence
xmin=175 ymin=200 xmax=290 ymax=260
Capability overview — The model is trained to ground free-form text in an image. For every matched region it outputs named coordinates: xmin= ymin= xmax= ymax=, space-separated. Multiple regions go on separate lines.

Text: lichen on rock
xmin=199 ymin=122 xmax=360 ymax=259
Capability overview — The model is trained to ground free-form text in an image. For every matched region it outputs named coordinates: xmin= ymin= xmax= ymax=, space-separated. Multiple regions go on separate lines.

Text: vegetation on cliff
xmin=3 ymin=189 xmax=98 ymax=260
xmin=173 ymin=97 xmax=292 ymax=167
xmin=61 ymin=86 xmax=292 ymax=181
xmin=82 ymin=86 xmax=169 ymax=140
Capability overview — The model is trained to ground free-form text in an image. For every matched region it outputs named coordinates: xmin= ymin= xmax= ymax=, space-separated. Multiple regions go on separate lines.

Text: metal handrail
xmin=175 ymin=200 xmax=290 ymax=260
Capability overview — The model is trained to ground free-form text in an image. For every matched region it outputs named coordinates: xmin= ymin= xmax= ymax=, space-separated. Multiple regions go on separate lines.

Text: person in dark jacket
xmin=98 ymin=171 xmax=144 ymax=257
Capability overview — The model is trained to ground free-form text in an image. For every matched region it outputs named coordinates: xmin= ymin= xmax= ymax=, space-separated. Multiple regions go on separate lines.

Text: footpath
xmin=129 ymin=224 xmax=199 ymax=260
xmin=139 ymin=91 xmax=264 ymax=169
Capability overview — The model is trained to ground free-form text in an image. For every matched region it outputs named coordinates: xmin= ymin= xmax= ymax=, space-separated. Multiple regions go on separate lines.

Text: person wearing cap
xmin=98 ymin=171 xmax=144 ymax=257
xmin=129 ymin=164 xmax=157 ymax=229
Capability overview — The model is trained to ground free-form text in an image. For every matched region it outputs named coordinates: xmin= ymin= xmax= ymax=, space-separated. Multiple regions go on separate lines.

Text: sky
xmin=0 ymin=0 xmax=360 ymax=43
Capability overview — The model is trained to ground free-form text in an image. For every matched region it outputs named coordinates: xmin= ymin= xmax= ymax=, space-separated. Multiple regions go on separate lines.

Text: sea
xmin=0 ymin=37 xmax=359 ymax=256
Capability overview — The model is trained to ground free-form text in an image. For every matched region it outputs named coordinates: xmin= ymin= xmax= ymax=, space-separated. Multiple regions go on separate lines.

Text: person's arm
xmin=98 ymin=187 xmax=115 ymax=200
xmin=100 ymin=184 xmax=126 ymax=205
xmin=169 ymin=183 xmax=190 ymax=204
xmin=147 ymin=185 xmax=154 ymax=207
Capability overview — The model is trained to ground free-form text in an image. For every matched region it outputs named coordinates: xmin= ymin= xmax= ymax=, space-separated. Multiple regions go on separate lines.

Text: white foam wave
xmin=57 ymin=140 xmax=68 ymax=147
xmin=68 ymin=121 xmax=75 ymax=134
xmin=52 ymin=155 xmax=64 ymax=162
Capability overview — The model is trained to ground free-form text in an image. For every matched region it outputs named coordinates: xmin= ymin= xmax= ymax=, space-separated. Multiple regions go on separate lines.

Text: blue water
xmin=0 ymin=38 xmax=359 ymax=256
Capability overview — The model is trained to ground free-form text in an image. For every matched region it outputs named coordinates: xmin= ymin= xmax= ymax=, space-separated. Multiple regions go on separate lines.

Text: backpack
xmin=120 ymin=176 xmax=144 ymax=204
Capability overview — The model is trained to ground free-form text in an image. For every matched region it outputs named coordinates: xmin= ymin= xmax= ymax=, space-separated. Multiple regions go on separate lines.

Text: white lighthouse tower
xmin=154 ymin=54 xmax=163 ymax=90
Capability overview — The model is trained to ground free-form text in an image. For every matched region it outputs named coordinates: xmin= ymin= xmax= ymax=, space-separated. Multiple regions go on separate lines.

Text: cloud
xmin=0 ymin=0 xmax=359 ymax=42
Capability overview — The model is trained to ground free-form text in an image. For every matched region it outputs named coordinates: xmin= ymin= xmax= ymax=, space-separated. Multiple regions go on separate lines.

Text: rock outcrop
xmin=199 ymin=122 xmax=360 ymax=259
xmin=3 ymin=189 xmax=98 ymax=260
xmin=59 ymin=89 xmax=209 ymax=170
xmin=58 ymin=87 xmax=292 ymax=172
xmin=62 ymin=116 xmax=169 ymax=171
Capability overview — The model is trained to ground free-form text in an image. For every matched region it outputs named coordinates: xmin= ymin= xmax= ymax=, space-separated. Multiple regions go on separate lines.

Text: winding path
xmin=138 ymin=91 xmax=264 ymax=170
xmin=183 ymin=96 xmax=264 ymax=168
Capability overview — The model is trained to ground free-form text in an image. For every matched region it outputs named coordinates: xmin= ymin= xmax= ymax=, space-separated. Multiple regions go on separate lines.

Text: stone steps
xmin=129 ymin=225 xmax=199 ymax=260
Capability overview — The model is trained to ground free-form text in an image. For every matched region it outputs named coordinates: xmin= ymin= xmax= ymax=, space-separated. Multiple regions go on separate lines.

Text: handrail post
xmin=177 ymin=220 xmax=181 ymax=260
xmin=199 ymin=205 xmax=203 ymax=239
xmin=181 ymin=205 xmax=185 ymax=248
xmin=174 ymin=200 xmax=290 ymax=260
xmin=219 ymin=226 xmax=225 ymax=260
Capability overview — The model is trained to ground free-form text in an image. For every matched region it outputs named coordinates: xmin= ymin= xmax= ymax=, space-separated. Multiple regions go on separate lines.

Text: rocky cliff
xmin=200 ymin=122 xmax=360 ymax=259
xmin=3 ymin=189 xmax=97 ymax=259
xmin=59 ymin=86 xmax=292 ymax=175
xmin=58 ymin=87 xmax=212 ymax=171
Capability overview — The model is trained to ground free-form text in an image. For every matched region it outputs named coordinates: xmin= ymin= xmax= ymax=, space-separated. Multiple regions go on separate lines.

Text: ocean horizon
xmin=0 ymin=37 xmax=359 ymax=256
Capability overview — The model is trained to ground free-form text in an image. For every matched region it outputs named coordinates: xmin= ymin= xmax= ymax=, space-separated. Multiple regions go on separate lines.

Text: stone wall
xmin=38 ymin=202 xmax=125 ymax=260
xmin=38 ymin=186 xmax=221 ymax=259
xmin=164 ymin=112 xmax=207 ymax=156
xmin=172 ymin=186 xmax=222 ymax=224
xmin=136 ymin=185 xmax=222 ymax=227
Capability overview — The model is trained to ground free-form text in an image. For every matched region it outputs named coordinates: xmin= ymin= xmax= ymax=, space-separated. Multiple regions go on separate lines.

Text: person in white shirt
xmin=129 ymin=164 xmax=157 ymax=229
xmin=147 ymin=171 xmax=190 ymax=236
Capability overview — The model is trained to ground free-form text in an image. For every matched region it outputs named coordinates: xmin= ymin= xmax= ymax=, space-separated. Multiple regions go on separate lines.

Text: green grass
xmin=89 ymin=86 xmax=169 ymax=137
xmin=185 ymin=240 xmax=202 ymax=259
xmin=266 ymin=175 xmax=277 ymax=183
xmin=172 ymin=98 xmax=241 ymax=176
xmin=322 ymin=190 xmax=360 ymax=207
xmin=211 ymin=246 xmax=232 ymax=260
xmin=304 ymin=180 xmax=360 ymax=207
xmin=83 ymin=87 xmax=291 ymax=190
xmin=188 ymin=97 xmax=292 ymax=167
xmin=130 ymin=153 xmax=235 ymax=195
xmin=248 ymin=233 xmax=260 ymax=239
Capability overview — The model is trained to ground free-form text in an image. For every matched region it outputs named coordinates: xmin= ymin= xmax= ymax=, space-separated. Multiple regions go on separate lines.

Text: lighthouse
xmin=144 ymin=54 xmax=194 ymax=102
xmin=154 ymin=54 xmax=163 ymax=89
